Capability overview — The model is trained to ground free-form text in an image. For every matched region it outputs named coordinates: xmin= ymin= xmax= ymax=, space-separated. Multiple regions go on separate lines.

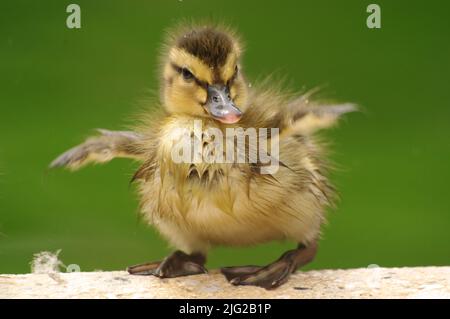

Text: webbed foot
xmin=221 ymin=242 xmax=317 ymax=289
xmin=127 ymin=250 xmax=207 ymax=278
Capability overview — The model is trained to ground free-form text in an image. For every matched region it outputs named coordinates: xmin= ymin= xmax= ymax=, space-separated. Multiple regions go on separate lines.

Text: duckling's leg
xmin=221 ymin=242 xmax=317 ymax=289
xmin=127 ymin=251 xmax=207 ymax=278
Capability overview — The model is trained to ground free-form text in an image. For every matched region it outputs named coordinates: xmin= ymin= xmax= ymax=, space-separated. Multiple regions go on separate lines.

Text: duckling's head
xmin=161 ymin=25 xmax=248 ymax=124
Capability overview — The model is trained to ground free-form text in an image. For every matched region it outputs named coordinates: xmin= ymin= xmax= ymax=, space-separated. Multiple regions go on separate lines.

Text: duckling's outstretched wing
xmin=241 ymin=85 xmax=356 ymax=136
xmin=49 ymin=129 xmax=145 ymax=171
xmin=281 ymin=100 xmax=357 ymax=136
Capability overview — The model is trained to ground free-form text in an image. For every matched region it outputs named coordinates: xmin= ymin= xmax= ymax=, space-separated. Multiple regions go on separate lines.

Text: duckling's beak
xmin=205 ymin=85 xmax=242 ymax=124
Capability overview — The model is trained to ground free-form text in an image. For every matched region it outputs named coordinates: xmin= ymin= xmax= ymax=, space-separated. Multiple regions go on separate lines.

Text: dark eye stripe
xmin=227 ymin=66 xmax=239 ymax=86
xmin=171 ymin=63 xmax=208 ymax=89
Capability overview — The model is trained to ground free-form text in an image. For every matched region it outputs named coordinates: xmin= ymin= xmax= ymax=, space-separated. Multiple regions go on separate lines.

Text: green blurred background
xmin=1 ymin=0 xmax=449 ymax=274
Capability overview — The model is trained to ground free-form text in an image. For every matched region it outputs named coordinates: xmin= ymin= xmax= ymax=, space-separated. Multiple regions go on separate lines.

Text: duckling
xmin=50 ymin=24 xmax=355 ymax=289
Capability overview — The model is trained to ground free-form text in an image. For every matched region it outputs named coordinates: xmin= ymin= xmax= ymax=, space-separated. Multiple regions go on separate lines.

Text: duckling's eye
xmin=181 ymin=68 xmax=194 ymax=81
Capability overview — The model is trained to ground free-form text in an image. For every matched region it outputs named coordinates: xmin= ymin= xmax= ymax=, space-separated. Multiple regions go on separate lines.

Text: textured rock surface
xmin=1 ymin=267 xmax=450 ymax=299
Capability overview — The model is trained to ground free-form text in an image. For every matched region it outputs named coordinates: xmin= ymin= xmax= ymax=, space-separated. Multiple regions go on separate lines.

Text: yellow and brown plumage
xmin=50 ymin=24 xmax=354 ymax=289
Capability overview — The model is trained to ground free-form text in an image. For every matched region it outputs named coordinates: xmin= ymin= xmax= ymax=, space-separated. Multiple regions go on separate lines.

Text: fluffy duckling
xmin=50 ymin=24 xmax=355 ymax=289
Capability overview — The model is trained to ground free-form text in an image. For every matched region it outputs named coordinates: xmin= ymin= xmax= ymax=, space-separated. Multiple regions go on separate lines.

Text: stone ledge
xmin=1 ymin=266 xmax=449 ymax=299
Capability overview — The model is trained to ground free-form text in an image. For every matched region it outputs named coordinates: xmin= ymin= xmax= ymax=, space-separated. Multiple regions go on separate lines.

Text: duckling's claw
xmin=127 ymin=261 xmax=160 ymax=275
xmin=128 ymin=251 xmax=207 ymax=278
xmin=220 ymin=265 xmax=262 ymax=281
